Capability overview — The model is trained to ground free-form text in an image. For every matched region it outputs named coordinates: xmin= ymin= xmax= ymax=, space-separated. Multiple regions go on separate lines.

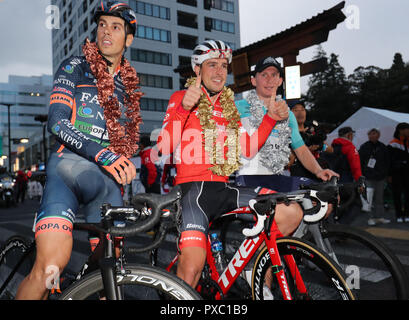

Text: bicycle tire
xmin=251 ymin=237 xmax=356 ymax=300
xmin=59 ymin=264 xmax=201 ymax=300
xmin=320 ymin=223 xmax=409 ymax=300
xmin=0 ymin=236 xmax=35 ymax=300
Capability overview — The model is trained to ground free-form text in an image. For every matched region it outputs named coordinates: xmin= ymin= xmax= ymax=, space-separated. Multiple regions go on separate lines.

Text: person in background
xmin=15 ymin=170 xmax=28 ymax=203
xmin=331 ymin=126 xmax=363 ymax=183
xmin=139 ymin=135 xmax=161 ymax=194
xmin=388 ymin=122 xmax=409 ymax=223
xmin=359 ymin=128 xmax=391 ymax=225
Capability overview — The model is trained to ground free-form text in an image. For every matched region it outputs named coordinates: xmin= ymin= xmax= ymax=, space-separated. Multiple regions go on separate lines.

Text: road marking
xmin=365 ymin=227 xmax=409 ymax=241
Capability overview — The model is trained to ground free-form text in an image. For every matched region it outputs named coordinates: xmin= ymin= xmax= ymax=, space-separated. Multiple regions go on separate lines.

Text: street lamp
xmin=0 ymin=103 xmax=13 ymax=173
xmin=34 ymin=114 xmax=48 ymax=170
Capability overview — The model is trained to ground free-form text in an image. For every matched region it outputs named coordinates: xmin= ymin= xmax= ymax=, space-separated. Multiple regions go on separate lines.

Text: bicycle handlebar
xmin=107 ymin=185 xmax=182 ymax=236
xmin=242 ymin=176 xmax=339 ymax=237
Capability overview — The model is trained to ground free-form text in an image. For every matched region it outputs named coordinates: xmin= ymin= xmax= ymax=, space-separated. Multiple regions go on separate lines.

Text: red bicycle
xmin=151 ymin=186 xmax=357 ymax=300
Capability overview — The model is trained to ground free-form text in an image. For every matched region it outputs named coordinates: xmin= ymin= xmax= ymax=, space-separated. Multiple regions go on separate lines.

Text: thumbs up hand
xmin=267 ymin=87 xmax=289 ymax=121
xmin=181 ymin=75 xmax=203 ymax=111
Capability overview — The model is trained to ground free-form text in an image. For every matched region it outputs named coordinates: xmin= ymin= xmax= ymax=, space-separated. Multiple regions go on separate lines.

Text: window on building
xmin=83 ymin=1 xmax=88 ymax=14
xmin=178 ymin=33 xmax=197 ymax=50
xmin=83 ymin=17 xmax=89 ymax=32
xmin=178 ymin=56 xmax=191 ymax=67
xmin=177 ymin=11 xmax=198 ymax=29
xmin=132 ymin=1 xmax=170 ymax=20
xmin=137 ymin=25 xmax=171 ymax=43
xmin=131 ymin=49 xmax=172 ymax=66
xmin=205 ymin=17 xmax=235 ymax=33
xmin=140 ymin=98 xmax=168 ymax=112
xmin=210 ymin=0 xmax=234 ymax=13
xmin=177 ymin=0 xmax=197 ymax=7
xmin=139 ymin=73 xmax=173 ymax=89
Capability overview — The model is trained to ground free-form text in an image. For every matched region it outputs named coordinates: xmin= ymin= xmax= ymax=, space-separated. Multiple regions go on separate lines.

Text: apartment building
xmin=51 ymin=0 xmax=241 ymax=133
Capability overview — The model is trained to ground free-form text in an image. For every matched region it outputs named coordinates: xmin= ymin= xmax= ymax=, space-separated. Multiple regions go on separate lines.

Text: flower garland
xmin=246 ymin=89 xmax=291 ymax=174
xmin=185 ymin=77 xmax=241 ymax=176
xmin=82 ymin=39 xmax=143 ymax=158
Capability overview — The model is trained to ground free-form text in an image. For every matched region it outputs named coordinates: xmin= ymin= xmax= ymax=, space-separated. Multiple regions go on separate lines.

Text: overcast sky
xmin=0 ymin=0 xmax=408 ymax=94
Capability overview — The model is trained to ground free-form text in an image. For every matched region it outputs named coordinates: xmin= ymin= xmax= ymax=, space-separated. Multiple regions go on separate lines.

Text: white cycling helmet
xmin=191 ymin=40 xmax=232 ymax=71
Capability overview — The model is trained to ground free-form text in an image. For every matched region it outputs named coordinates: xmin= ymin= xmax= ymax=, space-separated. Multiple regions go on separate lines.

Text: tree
xmin=348 ymin=65 xmax=389 ymax=108
xmin=305 ymin=50 xmax=409 ymax=122
xmin=304 ymin=46 xmax=354 ymax=125
xmin=387 ymin=53 xmax=409 ymax=113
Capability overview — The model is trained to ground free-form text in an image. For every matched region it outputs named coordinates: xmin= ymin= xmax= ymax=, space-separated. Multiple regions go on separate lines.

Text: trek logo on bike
xmin=218 ymin=236 xmax=259 ymax=289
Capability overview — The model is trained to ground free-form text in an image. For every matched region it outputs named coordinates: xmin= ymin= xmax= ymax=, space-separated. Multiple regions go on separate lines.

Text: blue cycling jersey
xmin=48 ymin=56 xmax=127 ymax=164
xmin=35 ymin=56 xmax=128 ymax=239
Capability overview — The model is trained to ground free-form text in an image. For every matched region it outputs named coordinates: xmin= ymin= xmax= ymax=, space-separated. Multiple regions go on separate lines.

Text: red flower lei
xmin=82 ymin=39 xmax=143 ymax=158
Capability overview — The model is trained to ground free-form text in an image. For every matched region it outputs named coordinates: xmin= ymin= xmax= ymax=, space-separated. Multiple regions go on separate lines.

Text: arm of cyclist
xmin=240 ymin=91 xmax=288 ymax=158
xmin=94 ymin=149 xmax=136 ymax=185
xmin=293 ymin=145 xmax=339 ymax=181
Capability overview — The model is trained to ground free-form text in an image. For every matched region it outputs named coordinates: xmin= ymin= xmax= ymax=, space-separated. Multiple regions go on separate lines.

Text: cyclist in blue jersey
xmin=235 ymin=56 xmax=338 ymax=192
xmin=16 ymin=1 xmax=142 ymax=299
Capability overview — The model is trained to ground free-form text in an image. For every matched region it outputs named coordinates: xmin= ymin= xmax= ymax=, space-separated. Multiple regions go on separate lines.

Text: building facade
xmin=51 ymin=0 xmax=241 ymax=134
xmin=0 ymin=75 xmax=52 ymax=171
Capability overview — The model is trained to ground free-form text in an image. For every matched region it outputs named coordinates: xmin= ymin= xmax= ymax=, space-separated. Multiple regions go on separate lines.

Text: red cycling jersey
xmin=139 ymin=146 xmax=158 ymax=186
xmin=156 ymin=88 xmax=277 ymax=185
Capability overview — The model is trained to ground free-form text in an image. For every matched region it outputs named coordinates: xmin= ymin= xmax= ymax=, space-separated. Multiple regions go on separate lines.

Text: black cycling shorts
xmin=178 ymin=181 xmax=259 ymax=249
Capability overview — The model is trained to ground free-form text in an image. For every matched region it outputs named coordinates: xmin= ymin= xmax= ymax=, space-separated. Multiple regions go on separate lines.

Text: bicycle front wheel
xmin=0 ymin=236 xmax=35 ymax=300
xmin=251 ymin=237 xmax=356 ymax=300
xmin=59 ymin=264 xmax=201 ymax=300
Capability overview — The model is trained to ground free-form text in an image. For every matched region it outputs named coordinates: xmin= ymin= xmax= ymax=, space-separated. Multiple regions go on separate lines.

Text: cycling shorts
xmin=236 ymin=174 xmax=313 ymax=193
xmin=178 ymin=181 xmax=265 ymax=250
xmin=34 ymin=152 xmax=123 ymax=239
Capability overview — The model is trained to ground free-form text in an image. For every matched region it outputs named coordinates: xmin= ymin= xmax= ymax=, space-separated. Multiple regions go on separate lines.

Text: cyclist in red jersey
xmin=153 ymin=40 xmax=303 ymax=287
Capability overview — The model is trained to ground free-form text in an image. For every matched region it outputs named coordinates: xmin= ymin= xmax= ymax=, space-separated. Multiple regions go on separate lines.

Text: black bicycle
xmin=0 ymin=186 xmax=201 ymax=300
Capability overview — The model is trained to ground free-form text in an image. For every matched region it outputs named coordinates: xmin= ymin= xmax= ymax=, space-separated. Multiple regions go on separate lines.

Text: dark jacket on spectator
xmin=359 ymin=140 xmax=390 ymax=180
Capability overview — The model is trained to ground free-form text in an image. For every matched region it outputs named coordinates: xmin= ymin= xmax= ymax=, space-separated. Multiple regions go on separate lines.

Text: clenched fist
xmin=267 ymin=88 xmax=289 ymax=121
xmin=182 ymin=75 xmax=203 ymax=111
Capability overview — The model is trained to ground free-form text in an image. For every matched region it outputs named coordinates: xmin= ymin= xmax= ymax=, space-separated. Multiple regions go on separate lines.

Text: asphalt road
xmin=1 ymin=197 xmax=409 ymax=300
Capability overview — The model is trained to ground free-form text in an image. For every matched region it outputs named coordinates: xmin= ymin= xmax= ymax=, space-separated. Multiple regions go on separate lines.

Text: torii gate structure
xmin=175 ymin=1 xmax=347 ymax=94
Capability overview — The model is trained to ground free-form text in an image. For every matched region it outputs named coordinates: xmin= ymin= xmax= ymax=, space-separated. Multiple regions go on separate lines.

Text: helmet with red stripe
xmin=191 ymin=40 xmax=232 ymax=71
xmin=93 ymin=1 xmax=137 ymax=36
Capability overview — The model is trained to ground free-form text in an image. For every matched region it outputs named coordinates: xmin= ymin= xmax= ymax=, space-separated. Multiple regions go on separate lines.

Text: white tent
xmin=326 ymin=107 xmax=409 ymax=149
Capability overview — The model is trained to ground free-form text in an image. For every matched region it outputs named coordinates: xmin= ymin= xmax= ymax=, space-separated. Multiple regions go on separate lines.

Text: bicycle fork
xmin=99 ymin=234 xmax=122 ymax=300
xmin=264 ymin=223 xmax=308 ymax=300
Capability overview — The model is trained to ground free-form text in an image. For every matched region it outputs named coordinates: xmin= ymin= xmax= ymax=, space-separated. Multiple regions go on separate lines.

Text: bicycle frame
xmin=165 ymin=207 xmax=308 ymax=300
xmin=0 ymin=240 xmax=36 ymax=297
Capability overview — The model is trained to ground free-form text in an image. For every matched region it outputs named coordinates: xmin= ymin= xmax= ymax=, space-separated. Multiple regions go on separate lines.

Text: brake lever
xmin=242 ymin=199 xmax=269 ymax=237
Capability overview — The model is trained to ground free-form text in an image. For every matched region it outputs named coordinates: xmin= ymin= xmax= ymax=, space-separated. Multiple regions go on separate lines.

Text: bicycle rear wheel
xmin=0 ymin=236 xmax=35 ymax=300
xmin=320 ymin=223 xmax=409 ymax=300
xmin=59 ymin=264 xmax=201 ymax=300
xmin=251 ymin=237 xmax=356 ymax=300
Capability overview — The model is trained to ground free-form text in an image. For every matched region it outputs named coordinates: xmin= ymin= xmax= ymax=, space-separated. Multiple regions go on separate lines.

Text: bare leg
xmin=15 ymin=232 xmax=72 ymax=300
xmin=176 ymin=247 xmax=206 ymax=288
